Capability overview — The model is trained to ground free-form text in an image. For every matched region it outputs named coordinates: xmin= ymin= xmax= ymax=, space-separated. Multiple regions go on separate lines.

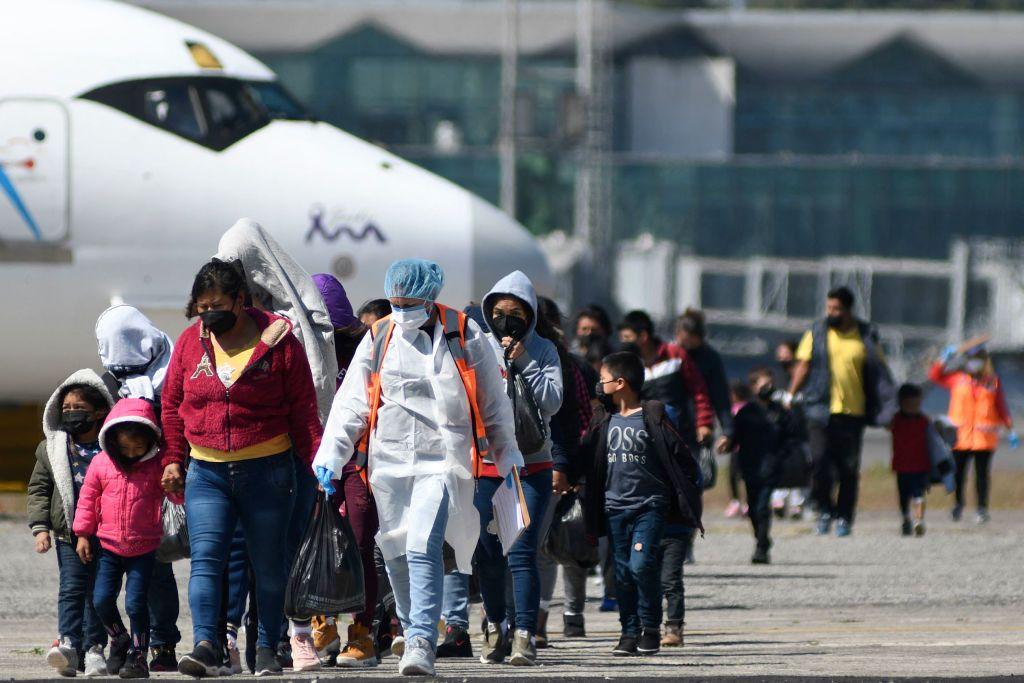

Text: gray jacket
xmin=482 ymin=270 xmax=563 ymax=467
xmin=27 ymin=370 xmax=115 ymax=540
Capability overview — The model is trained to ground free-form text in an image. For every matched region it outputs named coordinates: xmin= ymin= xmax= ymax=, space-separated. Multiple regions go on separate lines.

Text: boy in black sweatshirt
xmin=582 ymin=352 xmax=703 ymax=657
xmin=720 ymin=380 xmax=779 ymax=564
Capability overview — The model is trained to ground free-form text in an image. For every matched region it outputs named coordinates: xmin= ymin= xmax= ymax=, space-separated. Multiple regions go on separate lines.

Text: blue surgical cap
xmin=384 ymin=258 xmax=445 ymax=302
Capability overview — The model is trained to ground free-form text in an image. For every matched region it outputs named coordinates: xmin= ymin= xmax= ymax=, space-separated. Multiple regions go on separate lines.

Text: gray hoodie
xmin=95 ymin=305 xmax=173 ymax=401
xmin=482 ymin=271 xmax=563 ymax=467
xmin=27 ymin=369 xmax=115 ymax=540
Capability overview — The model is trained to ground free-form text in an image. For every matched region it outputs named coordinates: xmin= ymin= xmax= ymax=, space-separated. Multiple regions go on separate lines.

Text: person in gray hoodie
xmin=28 ymin=369 xmax=115 ymax=677
xmin=94 ymin=305 xmax=181 ymax=672
xmin=475 ymin=270 xmax=563 ymax=666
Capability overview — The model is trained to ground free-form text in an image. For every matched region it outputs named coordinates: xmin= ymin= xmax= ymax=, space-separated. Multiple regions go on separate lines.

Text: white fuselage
xmin=0 ymin=0 xmax=550 ymax=402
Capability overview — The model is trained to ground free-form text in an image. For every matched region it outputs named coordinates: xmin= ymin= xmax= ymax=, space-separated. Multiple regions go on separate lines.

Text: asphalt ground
xmin=2 ymin=502 xmax=1022 ymax=681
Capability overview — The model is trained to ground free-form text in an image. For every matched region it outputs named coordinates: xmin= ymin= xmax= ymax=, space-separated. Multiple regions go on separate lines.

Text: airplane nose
xmin=469 ymin=195 xmax=553 ymax=300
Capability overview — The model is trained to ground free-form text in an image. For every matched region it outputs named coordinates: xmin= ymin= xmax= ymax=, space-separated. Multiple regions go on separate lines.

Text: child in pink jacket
xmin=73 ymin=398 xmax=181 ymax=679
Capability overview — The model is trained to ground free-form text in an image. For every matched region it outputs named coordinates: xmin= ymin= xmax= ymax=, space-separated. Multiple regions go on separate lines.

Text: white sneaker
xmin=391 ymin=635 xmax=405 ymax=658
xmin=398 ymin=636 xmax=435 ymax=676
xmin=83 ymin=646 xmax=107 ymax=678
xmin=47 ymin=637 xmax=78 ymax=677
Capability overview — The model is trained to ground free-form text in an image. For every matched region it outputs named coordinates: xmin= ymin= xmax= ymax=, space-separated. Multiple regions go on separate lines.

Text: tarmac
xmin=2 ymin=508 xmax=1022 ymax=681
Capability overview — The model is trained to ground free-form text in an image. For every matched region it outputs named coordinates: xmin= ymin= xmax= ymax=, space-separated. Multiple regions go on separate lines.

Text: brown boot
xmin=661 ymin=623 xmax=683 ymax=647
xmin=535 ymin=609 xmax=549 ymax=649
xmin=336 ymin=623 xmax=378 ymax=668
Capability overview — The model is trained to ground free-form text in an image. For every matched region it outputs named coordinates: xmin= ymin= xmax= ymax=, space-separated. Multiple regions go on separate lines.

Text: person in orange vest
xmin=311 ymin=258 xmax=523 ymax=677
xmin=928 ymin=344 xmax=1015 ymax=524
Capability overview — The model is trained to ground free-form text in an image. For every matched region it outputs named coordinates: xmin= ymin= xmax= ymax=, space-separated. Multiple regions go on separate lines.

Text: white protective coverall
xmin=312 ymin=311 xmax=524 ymax=574
xmin=95 ymin=305 xmax=174 ymax=400
xmin=216 ymin=218 xmax=338 ymax=425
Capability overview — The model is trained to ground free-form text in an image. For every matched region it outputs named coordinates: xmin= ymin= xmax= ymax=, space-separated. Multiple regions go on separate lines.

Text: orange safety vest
xmin=353 ymin=303 xmax=491 ymax=485
xmin=946 ymin=374 xmax=1007 ymax=452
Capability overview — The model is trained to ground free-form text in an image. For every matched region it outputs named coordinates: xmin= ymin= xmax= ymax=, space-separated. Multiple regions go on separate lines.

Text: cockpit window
xmin=80 ymin=77 xmax=312 ymax=151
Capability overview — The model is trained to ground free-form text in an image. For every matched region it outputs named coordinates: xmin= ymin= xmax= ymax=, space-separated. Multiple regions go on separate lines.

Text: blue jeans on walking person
xmin=473 ymin=469 xmax=553 ymax=633
xmin=148 ymin=561 xmax=180 ymax=648
xmin=55 ymin=537 xmax=106 ymax=652
xmin=93 ymin=549 xmax=157 ymax=650
xmin=606 ymin=505 xmax=666 ymax=636
xmin=384 ymin=486 xmax=450 ymax=648
xmin=441 ymin=571 xmax=470 ymax=629
xmin=185 ymin=451 xmax=295 ymax=649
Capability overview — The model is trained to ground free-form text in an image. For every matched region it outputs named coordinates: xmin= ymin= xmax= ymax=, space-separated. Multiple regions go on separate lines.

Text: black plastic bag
xmin=698 ymin=445 xmax=718 ymax=491
xmin=543 ymin=494 xmax=599 ymax=570
xmin=155 ymin=499 xmax=189 ymax=563
xmin=509 ymin=366 xmax=548 ymax=456
xmin=285 ymin=493 xmax=365 ymax=620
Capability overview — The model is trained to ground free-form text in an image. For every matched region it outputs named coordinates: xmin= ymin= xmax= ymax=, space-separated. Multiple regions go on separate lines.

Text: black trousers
xmin=658 ymin=531 xmax=691 ymax=626
xmin=953 ymin=450 xmax=993 ymax=510
xmin=808 ymin=415 xmax=866 ymax=523
xmin=743 ymin=476 xmax=773 ymax=552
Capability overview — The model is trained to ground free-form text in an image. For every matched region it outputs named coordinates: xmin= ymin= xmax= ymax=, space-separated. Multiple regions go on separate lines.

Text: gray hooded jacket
xmin=482 ymin=270 xmax=563 ymax=467
xmin=95 ymin=305 xmax=173 ymax=401
xmin=27 ymin=369 xmax=115 ymax=540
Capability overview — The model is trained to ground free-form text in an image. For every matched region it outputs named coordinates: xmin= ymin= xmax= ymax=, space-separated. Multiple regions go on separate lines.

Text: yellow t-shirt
xmin=189 ymin=333 xmax=292 ymax=463
xmin=796 ymin=327 xmax=867 ymax=417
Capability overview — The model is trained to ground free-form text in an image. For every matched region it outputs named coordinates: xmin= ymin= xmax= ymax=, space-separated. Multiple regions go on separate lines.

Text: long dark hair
xmin=185 ymin=258 xmax=249 ymax=319
xmin=536 ymin=297 xmax=580 ymax=421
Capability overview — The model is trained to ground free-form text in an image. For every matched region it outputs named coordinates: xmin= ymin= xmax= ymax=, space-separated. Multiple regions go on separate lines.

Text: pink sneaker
xmin=724 ymin=499 xmax=742 ymax=518
xmin=290 ymin=633 xmax=321 ymax=672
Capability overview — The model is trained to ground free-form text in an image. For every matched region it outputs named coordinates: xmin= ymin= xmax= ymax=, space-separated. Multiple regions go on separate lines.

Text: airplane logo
xmin=305 ymin=205 xmax=387 ymax=244
xmin=0 ymin=138 xmax=41 ymax=240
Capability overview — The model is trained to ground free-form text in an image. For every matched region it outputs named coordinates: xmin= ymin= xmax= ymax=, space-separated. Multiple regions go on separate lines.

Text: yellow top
xmin=189 ymin=331 xmax=291 ymax=463
xmin=796 ymin=327 xmax=867 ymax=417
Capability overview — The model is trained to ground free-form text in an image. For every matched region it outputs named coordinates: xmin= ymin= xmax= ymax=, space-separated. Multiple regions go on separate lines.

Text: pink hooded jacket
xmin=73 ymin=398 xmax=181 ymax=557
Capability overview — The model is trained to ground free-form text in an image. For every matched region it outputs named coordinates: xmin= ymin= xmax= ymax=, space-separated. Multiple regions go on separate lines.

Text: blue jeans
xmin=93 ymin=549 xmax=156 ymax=651
xmin=441 ymin=572 xmax=470 ymax=629
xmin=185 ymin=452 xmax=295 ymax=649
xmin=148 ymin=561 xmax=180 ymax=648
xmin=606 ymin=506 xmax=666 ymax=635
xmin=55 ymin=537 xmax=106 ymax=651
xmin=474 ymin=469 xmax=553 ymax=633
xmin=384 ymin=485 xmax=450 ymax=648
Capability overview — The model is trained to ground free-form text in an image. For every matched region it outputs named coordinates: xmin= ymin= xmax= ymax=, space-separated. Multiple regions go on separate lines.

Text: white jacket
xmin=314 ymin=313 xmax=523 ymax=572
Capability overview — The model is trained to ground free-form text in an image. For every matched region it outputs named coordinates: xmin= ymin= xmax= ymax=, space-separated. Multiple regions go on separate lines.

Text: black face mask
xmin=757 ymin=384 xmax=775 ymax=401
xmin=826 ymin=314 xmax=845 ymax=329
xmin=61 ymin=410 xmax=96 ymax=436
xmin=595 ymin=381 xmax=615 ymax=411
xmin=491 ymin=314 xmax=529 ymax=342
xmin=200 ymin=309 xmax=238 ymax=336
xmin=107 ymin=363 xmax=150 ymax=380
xmin=779 ymin=359 xmax=795 ymax=374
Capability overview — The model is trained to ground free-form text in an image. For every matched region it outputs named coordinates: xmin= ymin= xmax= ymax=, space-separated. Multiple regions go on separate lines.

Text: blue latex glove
xmin=939 ymin=345 xmax=958 ymax=364
xmin=315 ymin=465 xmax=336 ymax=495
xmin=1009 ymin=431 xmax=1020 ymax=450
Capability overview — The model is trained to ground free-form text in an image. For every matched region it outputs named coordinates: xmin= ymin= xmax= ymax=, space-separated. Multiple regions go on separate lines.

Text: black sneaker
xmin=612 ymin=634 xmax=638 ymax=656
xmin=177 ymin=641 xmax=221 ymax=678
xmin=637 ymin=629 xmax=661 ymax=655
xmin=119 ymin=650 xmax=150 ymax=679
xmin=107 ymin=633 xmax=131 ymax=675
xmin=751 ymin=547 xmax=771 ymax=564
xmin=563 ymin=613 xmax=586 ymax=638
xmin=901 ymin=519 xmax=913 ymax=536
xmin=149 ymin=645 xmax=177 ymax=672
xmin=436 ymin=625 xmax=472 ymax=659
xmin=254 ymin=647 xmax=282 ymax=677
xmin=274 ymin=639 xmax=292 ymax=669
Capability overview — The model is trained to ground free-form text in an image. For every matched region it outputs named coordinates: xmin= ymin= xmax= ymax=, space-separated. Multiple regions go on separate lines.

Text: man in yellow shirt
xmin=788 ymin=287 xmax=895 ymax=538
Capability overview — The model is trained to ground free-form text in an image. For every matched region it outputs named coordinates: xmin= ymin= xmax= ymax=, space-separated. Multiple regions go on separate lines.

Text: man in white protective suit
xmin=312 ymin=258 xmax=523 ymax=677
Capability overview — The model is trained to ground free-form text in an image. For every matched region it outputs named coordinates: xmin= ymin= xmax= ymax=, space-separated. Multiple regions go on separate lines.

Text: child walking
xmin=72 ymin=398 xmax=182 ymax=679
xmin=582 ymin=352 xmax=703 ymax=657
xmin=889 ymin=384 xmax=932 ymax=536
xmin=29 ymin=370 xmax=115 ymax=677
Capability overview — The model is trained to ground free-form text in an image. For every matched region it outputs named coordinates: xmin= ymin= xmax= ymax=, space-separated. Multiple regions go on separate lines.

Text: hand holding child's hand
xmin=715 ymin=436 xmax=732 ymax=454
xmin=161 ymin=463 xmax=185 ymax=494
xmin=76 ymin=536 xmax=92 ymax=564
xmin=34 ymin=531 xmax=51 ymax=554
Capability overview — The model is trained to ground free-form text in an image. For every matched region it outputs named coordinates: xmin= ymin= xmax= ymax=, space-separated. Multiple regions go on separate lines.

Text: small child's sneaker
xmin=913 ymin=520 xmax=926 ymax=537
xmin=118 ymin=650 xmax=149 ymax=679
xmin=84 ymin=645 xmax=107 ymax=678
xmin=901 ymin=519 xmax=912 ymax=536
xmin=724 ymin=499 xmax=742 ymax=518
xmin=47 ymin=637 xmax=78 ymax=677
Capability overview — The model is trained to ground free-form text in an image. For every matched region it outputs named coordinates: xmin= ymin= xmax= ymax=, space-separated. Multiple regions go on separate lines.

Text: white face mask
xmin=965 ymin=358 xmax=985 ymax=374
xmin=392 ymin=303 xmax=430 ymax=331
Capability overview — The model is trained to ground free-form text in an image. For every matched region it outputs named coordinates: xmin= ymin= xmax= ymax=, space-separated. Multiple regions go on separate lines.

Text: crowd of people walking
xmin=27 ymin=222 xmax=1017 ymax=677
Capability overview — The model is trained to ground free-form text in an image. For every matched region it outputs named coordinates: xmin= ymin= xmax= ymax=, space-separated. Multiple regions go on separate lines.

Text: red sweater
xmin=160 ymin=309 xmax=322 ymax=468
xmin=890 ymin=412 xmax=930 ymax=474
xmin=655 ymin=342 xmax=714 ymax=430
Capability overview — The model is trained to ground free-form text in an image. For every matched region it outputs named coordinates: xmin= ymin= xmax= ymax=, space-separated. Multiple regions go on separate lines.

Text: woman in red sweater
xmin=159 ymin=259 xmax=321 ymax=677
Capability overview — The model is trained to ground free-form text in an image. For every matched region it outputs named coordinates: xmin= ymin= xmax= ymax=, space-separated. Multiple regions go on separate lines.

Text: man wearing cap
xmin=312 ymin=259 xmax=523 ymax=676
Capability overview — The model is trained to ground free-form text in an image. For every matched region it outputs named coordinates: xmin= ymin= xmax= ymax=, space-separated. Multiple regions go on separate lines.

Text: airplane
xmin=0 ymin=0 xmax=552 ymax=404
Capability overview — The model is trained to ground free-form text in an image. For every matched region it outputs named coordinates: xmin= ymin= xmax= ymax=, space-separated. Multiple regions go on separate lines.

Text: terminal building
xmin=136 ymin=1 xmax=1024 ymax=354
